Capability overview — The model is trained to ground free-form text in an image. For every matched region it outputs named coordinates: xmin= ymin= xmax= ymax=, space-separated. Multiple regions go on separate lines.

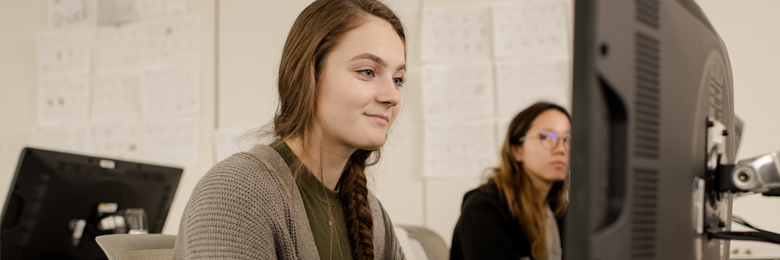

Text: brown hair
xmin=487 ymin=101 xmax=570 ymax=260
xmin=274 ymin=0 xmax=406 ymax=259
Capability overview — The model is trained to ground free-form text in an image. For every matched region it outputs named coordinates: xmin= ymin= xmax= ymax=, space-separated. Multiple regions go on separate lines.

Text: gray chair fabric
xmin=95 ymin=234 xmax=176 ymax=260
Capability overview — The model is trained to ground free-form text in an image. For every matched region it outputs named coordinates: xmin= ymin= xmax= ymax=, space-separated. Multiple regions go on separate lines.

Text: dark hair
xmin=274 ymin=0 xmax=406 ymax=259
xmin=488 ymin=101 xmax=571 ymax=260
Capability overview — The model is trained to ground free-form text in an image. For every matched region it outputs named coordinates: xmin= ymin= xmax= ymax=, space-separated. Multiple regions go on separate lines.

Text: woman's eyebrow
xmin=538 ymin=128 xmax=572 ymax=134
xmin=350 ymin=53 xmax=406 ymax=71
xmin=351 ymin=53 xmax=387 ymax=67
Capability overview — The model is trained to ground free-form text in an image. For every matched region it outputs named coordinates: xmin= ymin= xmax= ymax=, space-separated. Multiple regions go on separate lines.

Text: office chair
xmin=395 ymin=225 xmax=450 ymax=260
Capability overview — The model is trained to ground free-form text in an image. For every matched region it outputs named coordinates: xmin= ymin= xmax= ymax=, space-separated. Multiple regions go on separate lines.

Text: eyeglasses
xmin=518 ymin=132 xmax=571 ymax=151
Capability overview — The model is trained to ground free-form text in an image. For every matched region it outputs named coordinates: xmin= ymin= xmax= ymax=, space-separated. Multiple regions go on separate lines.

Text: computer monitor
xmin=565 ymin=0 xmax=737 ymax=259
xmin=1 ymin=147 xmax=182 ymax=259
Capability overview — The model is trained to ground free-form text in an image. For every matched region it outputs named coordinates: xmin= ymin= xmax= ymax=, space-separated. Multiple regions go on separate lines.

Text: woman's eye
xmin=358 ymin=69 xmax=375 ymax=78
xmin=539 ymin=134 xmax=550 ymax=140
xmin=393 ymin=77 xmax=405 ymax=87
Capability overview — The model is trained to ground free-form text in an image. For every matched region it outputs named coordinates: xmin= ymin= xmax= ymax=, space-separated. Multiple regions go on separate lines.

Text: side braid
xmin=339 ymin=149 xmax=375 ymax=260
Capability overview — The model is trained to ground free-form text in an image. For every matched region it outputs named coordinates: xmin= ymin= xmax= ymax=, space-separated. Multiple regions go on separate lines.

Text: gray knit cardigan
xmin=172 ymin=144 xmax=406 ymax=259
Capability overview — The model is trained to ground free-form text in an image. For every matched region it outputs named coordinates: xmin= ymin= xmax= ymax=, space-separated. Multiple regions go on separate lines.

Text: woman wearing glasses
xmin=450 ymin=102 xmax=571 ymax=260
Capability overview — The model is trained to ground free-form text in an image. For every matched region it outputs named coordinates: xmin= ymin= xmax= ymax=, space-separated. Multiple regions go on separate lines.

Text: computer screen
xmin=1 ymin=147 xmax=182 ymax=260
xmin=564 ymin=0 xmax=737 ymax=259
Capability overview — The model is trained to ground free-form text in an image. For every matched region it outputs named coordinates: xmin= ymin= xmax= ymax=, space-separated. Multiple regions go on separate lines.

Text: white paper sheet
xmin=92 ymin=73 xmax=142 ymax=122
xmin=97 ymin=0 xmax=137 ymax=27
xmin=88 ymin=122 xmax=143 ymax=160
xmin=136 ymin=0 xmax=163 ymax=16
xmin=143 ymin=117 xmax=199 ymax=167
xmin=37 ymin=30 xmax=91 ymax=77
xmin=213 ymin=125 xmax=271 ymax=163
xmin=93 ymin=25 xmax=145 ymax=73
xmin=421 ymin=5 xmax=492 ymax=61
xmin=422 ymin=62 xmax=494 ymax=120
xmin=495 ymin=57 xmax=570 ymax=119
xmin=49 ymin=0 xmax=91 ymax=27
xmin=32 ymin=124 xmax=89 ymax=153
xmin=492 ymin=0 xmax=570 ymax=58
xmin=145 ymin=15 xmax=200 ymax=67
xmin=165 ymin=0 xmax=187 ymax=13
xmin=424 ymin=120 xmax=497 ymax=178
xmin=37 ymin=76 xmax=91 ymax=125
xmin=141 ymin=68 xmax=200 ymax=117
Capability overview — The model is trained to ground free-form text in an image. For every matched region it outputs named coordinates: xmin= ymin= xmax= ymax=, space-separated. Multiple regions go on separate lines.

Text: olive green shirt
xmin=173 ymin=143 xmax=405 ymax=259
xmin=271 ymin=140 xmax=353 ymax=260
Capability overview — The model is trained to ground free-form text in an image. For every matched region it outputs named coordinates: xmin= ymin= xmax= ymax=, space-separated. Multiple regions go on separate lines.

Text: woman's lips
xmin=551 ymin=161 xmax=566 ymax=168
xmin=366 ymin=114 xmax=389 ymax=126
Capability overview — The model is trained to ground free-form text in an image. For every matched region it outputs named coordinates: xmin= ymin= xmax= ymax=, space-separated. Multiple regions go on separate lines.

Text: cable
xmin=710 ymin=231 xmax=780 ymax=245
xmin=721 ymin=215 xmax=780 ymax=245
xmin=732 ymin=215 xmax=771 ymax=233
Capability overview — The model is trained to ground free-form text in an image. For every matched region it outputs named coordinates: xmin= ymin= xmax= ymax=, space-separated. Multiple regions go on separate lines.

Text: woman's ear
xmin=511 ymin=145 xmax=524 ymax=162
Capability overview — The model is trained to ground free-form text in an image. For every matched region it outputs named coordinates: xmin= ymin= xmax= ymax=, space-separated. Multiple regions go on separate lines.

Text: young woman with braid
xmin=450 ymin=102 xmax=571 ymax=260
xmin=172 ymin=0 xmax=407 ymax=259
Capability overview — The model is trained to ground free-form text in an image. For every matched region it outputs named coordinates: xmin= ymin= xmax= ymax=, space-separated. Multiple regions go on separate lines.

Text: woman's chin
xmin=356 ymin=138 xmax=385 ymax=151
xmin=547 ymin=171 xmax=568 ymax=182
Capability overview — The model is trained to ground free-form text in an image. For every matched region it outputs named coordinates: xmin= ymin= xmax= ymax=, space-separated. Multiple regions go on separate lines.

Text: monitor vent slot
xmin=710 ymin=82 xmax=723 ymax=121
xmin=635 ymin=0 xmax=659 ymax=29
xmin=707 ymin=60 xmax=727 ymax=121
xmin=632 ymin=167 xmax=659 ymax=259
xmin=635 ymin=32 xmax=660 ymax=159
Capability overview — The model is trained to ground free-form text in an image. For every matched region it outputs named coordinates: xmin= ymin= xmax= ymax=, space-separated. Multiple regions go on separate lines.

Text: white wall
xmin=0 ymin=1 xmax=53 ymax=234
xmin=2 ymin=0 xmax=780 ymax=255
xmin=0 ymin=1 xmax=43 ymax=212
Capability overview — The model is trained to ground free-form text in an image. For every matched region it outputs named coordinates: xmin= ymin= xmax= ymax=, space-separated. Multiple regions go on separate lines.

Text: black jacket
xmin=450 ymin=182 xmax=565 ymax=260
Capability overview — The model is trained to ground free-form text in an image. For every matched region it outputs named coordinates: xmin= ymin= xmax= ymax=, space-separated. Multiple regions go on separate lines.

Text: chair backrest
xmin=395 ymin=225 xmax=450 ymax=260
xmin=95 ymin=234 xmax=176 ymax=260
